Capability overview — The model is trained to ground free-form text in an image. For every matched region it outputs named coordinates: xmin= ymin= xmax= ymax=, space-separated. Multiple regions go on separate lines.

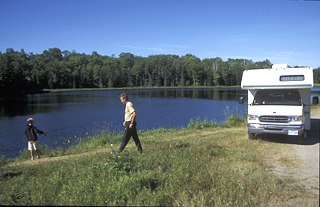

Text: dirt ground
xmin=292 ymin=116 xmax=319 ymax=206
xmin=261 ymin=113 xmax=319 ymax=206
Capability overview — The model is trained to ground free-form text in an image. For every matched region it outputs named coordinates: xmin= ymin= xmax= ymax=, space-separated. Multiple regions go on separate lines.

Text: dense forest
xmin=0 ymin=48 xmax=319 ymax=96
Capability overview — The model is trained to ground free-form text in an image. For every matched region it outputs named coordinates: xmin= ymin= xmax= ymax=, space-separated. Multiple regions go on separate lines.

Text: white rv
xmin=240 ymin=64 xmax=318 ymax=139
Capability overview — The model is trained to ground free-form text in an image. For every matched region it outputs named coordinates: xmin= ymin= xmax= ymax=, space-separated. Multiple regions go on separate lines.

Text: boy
xmin=25 ymin=118 xmax=47 ymax=160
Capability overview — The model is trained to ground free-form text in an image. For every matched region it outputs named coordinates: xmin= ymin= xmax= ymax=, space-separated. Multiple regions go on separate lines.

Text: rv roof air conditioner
xmin=272 ymin=64 xmax=288 ymax=70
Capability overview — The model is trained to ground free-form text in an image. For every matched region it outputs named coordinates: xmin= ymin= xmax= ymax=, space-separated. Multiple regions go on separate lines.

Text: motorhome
xmin=240 ymin=64 xmax=318 ymax=139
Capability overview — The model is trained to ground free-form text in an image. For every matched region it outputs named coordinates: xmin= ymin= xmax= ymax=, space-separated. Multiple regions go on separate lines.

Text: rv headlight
xmin=248 ymin=114 xmax=259 ymax=120
xmin=290 ymin=116 xmax=304 ymax=122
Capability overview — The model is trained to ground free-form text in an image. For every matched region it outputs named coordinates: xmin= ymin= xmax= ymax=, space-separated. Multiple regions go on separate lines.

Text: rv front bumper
xmin=248 ymin=124 xmax=304 ymax=136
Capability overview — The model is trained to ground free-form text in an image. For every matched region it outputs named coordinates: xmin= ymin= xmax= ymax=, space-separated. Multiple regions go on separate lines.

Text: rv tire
xmin=248 ymin=133 xmax=255 ymax=140
xmin=297 ymin=131 xmax=307 ymax=144
xmin=302 ymin=131 xmax=307 ymax=138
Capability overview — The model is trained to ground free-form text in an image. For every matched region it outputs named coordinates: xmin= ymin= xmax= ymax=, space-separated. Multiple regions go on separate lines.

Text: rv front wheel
xmin=298 ymin=131 xmax=307 ymax=144
xmin=248 ymin=133 xmax=255 ymax=139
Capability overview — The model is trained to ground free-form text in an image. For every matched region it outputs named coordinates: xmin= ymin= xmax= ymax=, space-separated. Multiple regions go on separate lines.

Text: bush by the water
xmin=188 ymin=115 xmax=245 ymax=129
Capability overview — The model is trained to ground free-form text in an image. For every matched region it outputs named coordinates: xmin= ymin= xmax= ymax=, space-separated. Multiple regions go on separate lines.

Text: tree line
xmin=0 ymin=48 xmax=319 ymax=96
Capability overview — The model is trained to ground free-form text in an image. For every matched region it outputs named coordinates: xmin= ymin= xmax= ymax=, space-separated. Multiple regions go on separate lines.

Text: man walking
xmin=119 ymin=93 xmax=143 ymax=153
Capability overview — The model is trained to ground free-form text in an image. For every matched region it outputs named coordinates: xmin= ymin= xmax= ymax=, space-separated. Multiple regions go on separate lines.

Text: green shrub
xmin=224 ymin=115 xmax=246 ymax=127
xmin=188 ymin=115 xmax=245 ymax=129
xmin=187 ymin=117 xmax=219 ymax=129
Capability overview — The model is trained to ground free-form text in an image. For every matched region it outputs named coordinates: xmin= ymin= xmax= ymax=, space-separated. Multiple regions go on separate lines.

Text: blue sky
xmin=0 ymin=0 xmax=319 ymax=68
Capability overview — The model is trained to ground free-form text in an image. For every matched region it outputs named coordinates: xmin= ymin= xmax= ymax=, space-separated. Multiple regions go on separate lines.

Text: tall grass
xmin=0 ymin=155 xmax=7 ymax=167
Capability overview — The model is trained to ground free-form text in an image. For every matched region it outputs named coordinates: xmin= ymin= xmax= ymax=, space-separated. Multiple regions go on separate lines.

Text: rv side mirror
xmin=239 ymin=96 xmax=244 ymax=104
xmin=312 ymin=96 xmax=319 ymax=105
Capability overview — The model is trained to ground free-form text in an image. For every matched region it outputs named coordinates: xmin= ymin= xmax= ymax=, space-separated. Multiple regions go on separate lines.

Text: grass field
xmin=1 ymin=115 xmax=317 ymax=206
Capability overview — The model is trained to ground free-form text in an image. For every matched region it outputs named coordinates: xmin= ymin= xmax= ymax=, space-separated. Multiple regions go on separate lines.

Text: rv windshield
xmin=253 ymin=89 xmax=302 ymax=106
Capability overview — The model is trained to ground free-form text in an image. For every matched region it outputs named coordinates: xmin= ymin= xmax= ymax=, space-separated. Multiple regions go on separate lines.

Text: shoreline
xmin=43 ymin=85 xmax=242 ymax=93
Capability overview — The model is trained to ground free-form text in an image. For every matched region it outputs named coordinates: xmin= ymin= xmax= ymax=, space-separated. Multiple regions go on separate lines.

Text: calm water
xmin=1 ymin=87 xmax=318 ymax=159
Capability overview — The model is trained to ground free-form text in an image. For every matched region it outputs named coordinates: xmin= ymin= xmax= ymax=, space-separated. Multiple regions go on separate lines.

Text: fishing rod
xmin=46 ymin=123 xmax=91 ymax=134
xmin=45 ymin=121 xmax=115 ymax=134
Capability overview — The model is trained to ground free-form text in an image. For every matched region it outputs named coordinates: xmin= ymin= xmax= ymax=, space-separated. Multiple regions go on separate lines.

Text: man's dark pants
xmin=119 ymin=121 xmax=143 ymax=153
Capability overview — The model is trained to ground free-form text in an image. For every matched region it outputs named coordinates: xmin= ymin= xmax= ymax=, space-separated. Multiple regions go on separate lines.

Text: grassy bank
xmin=0 ymin=116 xmax=316 ymax=206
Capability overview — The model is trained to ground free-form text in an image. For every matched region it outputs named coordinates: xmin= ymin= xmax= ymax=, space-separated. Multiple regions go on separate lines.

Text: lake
xmin=1 ymin=87 xmax=318 ymax=159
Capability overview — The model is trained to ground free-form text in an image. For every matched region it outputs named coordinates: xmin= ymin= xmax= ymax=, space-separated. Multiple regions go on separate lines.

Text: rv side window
xmin=253 ymin=89 xmax=301 ymax=106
